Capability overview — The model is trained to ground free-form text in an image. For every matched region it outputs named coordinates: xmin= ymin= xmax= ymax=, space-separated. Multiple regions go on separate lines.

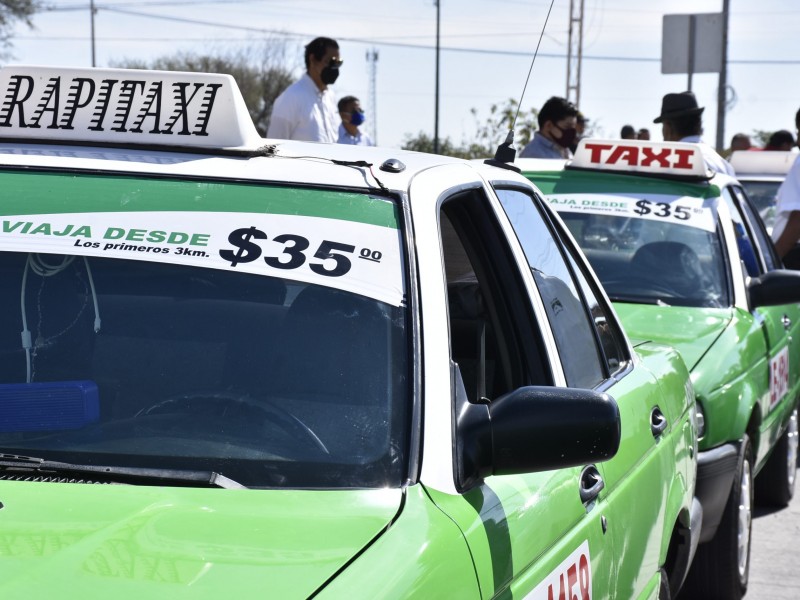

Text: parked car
xmin=729 ymin=149 xmax=798 ymax=233
xmin=0 ymin=66 xmax=699 ymax=600
xmin=521 ymin=138 xmax=800 ymax=600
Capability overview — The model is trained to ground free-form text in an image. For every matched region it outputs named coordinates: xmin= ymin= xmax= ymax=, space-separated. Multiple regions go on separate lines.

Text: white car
xmin=730 ymin=150 xmax=799 ymax=233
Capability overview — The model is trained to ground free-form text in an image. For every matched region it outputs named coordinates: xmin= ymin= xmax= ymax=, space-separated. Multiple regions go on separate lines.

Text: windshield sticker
xmin=524 ymin=540 xmax=591 ymax=600
xmin=0 ymin=211 xmax=405 ymax=307
xmin=548 ymin=193 xmax=719 ymax=232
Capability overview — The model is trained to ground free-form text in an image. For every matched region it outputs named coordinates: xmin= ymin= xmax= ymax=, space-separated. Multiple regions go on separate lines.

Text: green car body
xmin=0 ymin=68 xmax=700 ymax=599
xmin=522 ymin=139 xmax=800 ymax=599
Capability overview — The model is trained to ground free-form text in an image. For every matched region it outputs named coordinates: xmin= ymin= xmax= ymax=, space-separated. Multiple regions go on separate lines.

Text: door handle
xmin=579 ymin=465 xmax=605 ymax=504
xmin=651 ymin=406 xmax=668 ymax=438
xmin=782 ymin=314 xmax=792 ymax=330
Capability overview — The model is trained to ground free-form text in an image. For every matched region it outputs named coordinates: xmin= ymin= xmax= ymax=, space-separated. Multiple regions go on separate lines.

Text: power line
xmin=26 ymin=6 xmax=800 ymax=67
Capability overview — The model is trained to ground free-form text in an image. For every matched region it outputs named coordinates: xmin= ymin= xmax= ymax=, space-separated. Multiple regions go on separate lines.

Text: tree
xmin=0 ymin=0 xmax=42 ymax=58
xmin=112 ymin=40 xmax=296 ymax=136
xmin=402 ymin=98 xmax=538 ymax=159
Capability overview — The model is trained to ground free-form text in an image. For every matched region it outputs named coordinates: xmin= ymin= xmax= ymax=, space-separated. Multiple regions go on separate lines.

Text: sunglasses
xmin=328 ymin=58 xmax=344 ymax=68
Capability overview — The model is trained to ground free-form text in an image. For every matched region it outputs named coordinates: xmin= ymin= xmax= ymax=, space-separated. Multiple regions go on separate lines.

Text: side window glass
xmin=440 ymin=190 xmax=551 ymax=404
xmin=723 ymin=187 xmax=762 ymax=277
xmin=733 ymin=186 xmax=779 ymax=272
xmin=495 ymin=187 xmax=605 ymax=388
xmin=563 ymin=243 xmax=627 ymax=375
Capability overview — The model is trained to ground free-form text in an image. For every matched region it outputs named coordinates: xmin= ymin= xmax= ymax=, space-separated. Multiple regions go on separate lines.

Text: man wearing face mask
xmin=519 ymin=96 xmax=578 ymax=159
xmin=337 ymin=96 xmax=373 ymax=146
xmin=267 ymin=37 xmax=341 ymax=143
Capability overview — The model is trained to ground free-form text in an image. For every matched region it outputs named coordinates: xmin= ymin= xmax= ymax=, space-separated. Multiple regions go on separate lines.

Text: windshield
xmin=548 ymin=191 xmax=730 ymax=308
xmin=0 ymin=172 xmax=409 ymax=489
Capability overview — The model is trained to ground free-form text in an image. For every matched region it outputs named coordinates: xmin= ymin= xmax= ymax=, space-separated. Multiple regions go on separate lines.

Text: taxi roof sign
xmin=0 ymin=65 xmax=263 ymax=150
xmin=729 ymin=149 xmax=798 ymax=175
xmin=570 ymin=138 xmax=710 ymax=179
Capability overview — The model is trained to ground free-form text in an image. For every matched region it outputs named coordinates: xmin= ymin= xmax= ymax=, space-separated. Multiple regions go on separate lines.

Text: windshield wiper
xmin=0 ymin=453 xmax=247 ymax=489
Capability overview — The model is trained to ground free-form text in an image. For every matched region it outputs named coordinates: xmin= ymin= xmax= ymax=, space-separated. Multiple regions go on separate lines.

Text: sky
xmin=4 ymin=0 xmax=800 ymax=152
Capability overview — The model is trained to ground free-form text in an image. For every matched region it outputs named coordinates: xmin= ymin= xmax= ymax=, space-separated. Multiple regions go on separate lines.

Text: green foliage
xmin=402 ymin=98 xmax=538 ymax=159
xmin=0 ymin=0 xmax=41 ymax=57
xmin=751 ymin=129 xmax=772 ymax=148
xmin=112 ymin=41 xmax=295 ymax=136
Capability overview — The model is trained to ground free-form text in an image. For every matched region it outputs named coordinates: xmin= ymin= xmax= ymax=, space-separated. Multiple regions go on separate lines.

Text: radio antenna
xmin=485 ymin=0 xmax=557 ymax=172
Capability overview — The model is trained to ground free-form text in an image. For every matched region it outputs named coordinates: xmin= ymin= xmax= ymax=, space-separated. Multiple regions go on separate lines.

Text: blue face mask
xmin=350 ymin=110 xmax=365 ymax=126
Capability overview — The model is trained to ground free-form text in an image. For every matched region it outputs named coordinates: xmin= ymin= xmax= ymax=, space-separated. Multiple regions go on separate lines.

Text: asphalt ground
xmin=746 ymin=468 xmax=800 ymax=599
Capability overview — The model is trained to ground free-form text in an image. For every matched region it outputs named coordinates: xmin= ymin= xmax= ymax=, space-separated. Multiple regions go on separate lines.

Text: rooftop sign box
xmin=0 ymin=65 xmax=263 ymax=150
xmin=570 ymin=138 xmax=710 ymax=179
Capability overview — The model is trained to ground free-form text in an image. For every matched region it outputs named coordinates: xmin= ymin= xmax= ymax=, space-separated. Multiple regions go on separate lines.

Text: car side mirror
xmin=453 ymin=365 xmax=621 ymax=491
xmin=748 ymin=269 xmax=800 ymax=308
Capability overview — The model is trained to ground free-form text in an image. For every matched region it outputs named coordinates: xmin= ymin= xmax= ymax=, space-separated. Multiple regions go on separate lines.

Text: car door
xmin=726 ymin=185 xmax=800 ymax=460
xmin=416 ymin=175 xmax=614 ymax=599
xmin=496 ymin=185 xmax=694 ymax=598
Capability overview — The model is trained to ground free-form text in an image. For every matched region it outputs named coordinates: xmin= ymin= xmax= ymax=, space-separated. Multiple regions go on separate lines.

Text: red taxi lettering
xmin=672 ymin=148 xmax=694 ymax=170
xmin=583 ymin=142 xmax=613 ymax=163
xmin=546 ymin=553 xmax=590 ymax=600
xmin=582 ymin=142 xmax=695 ymax=171
xmin=641 ymin=146 xmax=671 ymax=167
xmin=607 ymin=146 xmax=638 ymax=166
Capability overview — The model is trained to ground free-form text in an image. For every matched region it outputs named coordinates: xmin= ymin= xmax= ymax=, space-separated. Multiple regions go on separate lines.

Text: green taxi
xmin=0 ymin=67 xmax=699 ymax=599
xmin=521 ymin=139 xmax=800 ymax=600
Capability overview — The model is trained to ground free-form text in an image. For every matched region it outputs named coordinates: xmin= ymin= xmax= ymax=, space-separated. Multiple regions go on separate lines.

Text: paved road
xmin=747 ymin=471 xmax=800 ymax=599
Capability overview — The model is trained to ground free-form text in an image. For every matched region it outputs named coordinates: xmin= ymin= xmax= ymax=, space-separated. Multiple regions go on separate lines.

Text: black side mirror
xmin=748 ymin=269 xmax=800 ymax=308
xmin=454 ymin=365 xmax=621 ymax=491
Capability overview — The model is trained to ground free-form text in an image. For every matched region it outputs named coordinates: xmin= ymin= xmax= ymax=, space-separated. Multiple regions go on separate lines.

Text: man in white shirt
xmin=772 ymin=108 xmax=800 ymax=268
xmin=654 ymin=91 xmax=736 ymax=177
xmin=267 ymin=37 xmax=341 ymax=143
xmin=337 ymin=96 xmax=373 ymax=146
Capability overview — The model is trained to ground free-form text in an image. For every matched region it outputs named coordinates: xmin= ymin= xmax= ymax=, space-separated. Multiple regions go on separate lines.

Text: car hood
xmin=613 ymin=303 xmax=733 ymax=371
xmin=0 ymin=481 xmax=402 ymax=599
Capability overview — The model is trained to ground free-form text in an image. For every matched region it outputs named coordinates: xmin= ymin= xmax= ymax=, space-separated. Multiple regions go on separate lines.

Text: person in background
xmin=654 ymin=91 xmax=735 ymax=176
xmin=730 ymin=133 xmax=752 ymax=152
xmin=637 ymin=128 xmax=651 ymax=140
xmin=764 ymin=130 xmax=795 ymax=151
xmin=771 ymin=109 xmax=800 ymax=268
xmin=569 ymin=111 xmax=589 ymax=153
xmin=519 ymin=96 xmax=578 ymax=159
xmin=620 ymin=124 xmax=636 ymax=139
xmin=337 ymin=96 xmax=373 ymax=146
xmin=266 ymin=37 xmax=341 ymax=143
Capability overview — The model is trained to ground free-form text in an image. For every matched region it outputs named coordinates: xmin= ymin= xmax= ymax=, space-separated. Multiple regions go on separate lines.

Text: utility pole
xmin=434 ymin=0 xmax=440 ymax=154
xmin=90 ymin=0 xmax=97 ymax=67
xmin=716 ymin=0 xmax=730 ymax=151
xmin=566 ymin=0 xmax=584 ymax=107
xmin=366 ymin=48 xmax=379 ymax=144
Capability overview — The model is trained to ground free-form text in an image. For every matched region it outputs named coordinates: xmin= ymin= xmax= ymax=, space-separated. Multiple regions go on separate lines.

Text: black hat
xmin=653 ymin=91 xmax=705 ymax=124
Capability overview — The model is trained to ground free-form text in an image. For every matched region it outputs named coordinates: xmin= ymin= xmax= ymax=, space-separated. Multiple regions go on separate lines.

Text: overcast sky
xmin=6 ymin=0 xmax=799 ymax=151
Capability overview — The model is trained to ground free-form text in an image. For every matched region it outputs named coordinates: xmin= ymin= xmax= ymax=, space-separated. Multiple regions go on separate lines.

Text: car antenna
xmin=484 ymin=0 xmax=556 ymax=173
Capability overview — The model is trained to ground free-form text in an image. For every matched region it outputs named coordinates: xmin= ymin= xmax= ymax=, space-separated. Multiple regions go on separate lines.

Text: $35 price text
xmin=219 ymin=226 xmax=382 ymax=277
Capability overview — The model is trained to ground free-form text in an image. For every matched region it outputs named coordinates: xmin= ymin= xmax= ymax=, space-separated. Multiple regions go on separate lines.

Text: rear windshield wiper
xmin=0 ymin=453 xmax=247 ymax=489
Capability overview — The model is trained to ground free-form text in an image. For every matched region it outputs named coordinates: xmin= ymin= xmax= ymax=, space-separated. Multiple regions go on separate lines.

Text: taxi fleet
xmin=521 ymin=138 xmax=800 ymax=600
xmin=0 ymin=66 xmax=701 ymax=599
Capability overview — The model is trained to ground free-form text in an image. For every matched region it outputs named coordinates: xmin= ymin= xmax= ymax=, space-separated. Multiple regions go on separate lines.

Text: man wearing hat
xmin=654 ymin=91 xmax=735 ymax=176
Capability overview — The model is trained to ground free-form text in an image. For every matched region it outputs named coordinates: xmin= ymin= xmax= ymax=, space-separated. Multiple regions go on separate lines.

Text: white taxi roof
xmin=729 ymin=150 xmax=798 ymax=176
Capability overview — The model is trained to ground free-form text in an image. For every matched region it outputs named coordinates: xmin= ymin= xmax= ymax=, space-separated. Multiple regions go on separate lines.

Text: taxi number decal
xmin=770 ymin=346 xmax=790 ymax=409
xmin=524 ymin=540 xmax=591 ymax=600
xmin=548 ymin=193 xmax=718 ymax=233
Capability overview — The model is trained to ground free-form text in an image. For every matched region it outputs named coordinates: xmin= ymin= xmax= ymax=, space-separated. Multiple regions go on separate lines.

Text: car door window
xmin=732 ymin=185 xmax=780 ymax=272
xmin=722 ymin=186 xmax=762 ymax=277
xmin=495 ymin=187 xmax=611 ymax=388
xmin=440 ymin=189 xmax=551 ymax=404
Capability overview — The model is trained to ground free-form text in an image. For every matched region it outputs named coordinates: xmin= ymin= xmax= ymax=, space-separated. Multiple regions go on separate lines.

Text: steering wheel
xmin=136 ymin=392 xmax=329 ymax=455
xmin=603 ymin=276 xmax=683 ymax=300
